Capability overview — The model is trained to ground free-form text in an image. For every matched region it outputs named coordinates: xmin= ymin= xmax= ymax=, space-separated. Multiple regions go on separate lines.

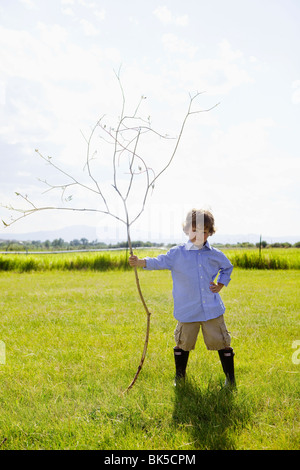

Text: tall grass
xmin=0 ymin=252 xmax=130 ymax=273
xmin=228 ymin=251 xmax=289 ymax=269
xmin=226 ymin=247 xmax=300 ymax=270
xmin=0 ymin=248 xmax=299 ymax=272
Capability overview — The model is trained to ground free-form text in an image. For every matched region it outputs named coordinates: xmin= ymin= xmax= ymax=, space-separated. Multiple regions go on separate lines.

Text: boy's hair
xmin=183 ymin=209 xmax=216 ymax=235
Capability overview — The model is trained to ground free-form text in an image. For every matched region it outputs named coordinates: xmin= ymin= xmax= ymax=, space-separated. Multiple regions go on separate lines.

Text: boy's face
xmin=188 ymin=226 xmax=210 ymax=247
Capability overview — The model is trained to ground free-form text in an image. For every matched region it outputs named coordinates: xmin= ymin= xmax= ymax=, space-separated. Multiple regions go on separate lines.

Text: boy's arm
xmin=217 ymin=255 xmax=233 ymax=286
xmin=129 ymin=248 xmax=176 ymax=271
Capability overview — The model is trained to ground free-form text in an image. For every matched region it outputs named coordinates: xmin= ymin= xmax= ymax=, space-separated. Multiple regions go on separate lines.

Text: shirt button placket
xmin=198 ymin=255 xmax=204 ymax=301
xmin=198 ymin=252 xmax=207 ymax=318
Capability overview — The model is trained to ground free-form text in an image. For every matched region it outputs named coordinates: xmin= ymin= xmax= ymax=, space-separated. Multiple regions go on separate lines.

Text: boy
xmin=129 ymin=209 xmax=235 ymax=388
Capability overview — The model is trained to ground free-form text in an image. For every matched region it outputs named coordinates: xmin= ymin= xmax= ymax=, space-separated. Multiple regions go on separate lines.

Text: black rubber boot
xmin=173 ymin=347 xmax=189 ymax=385
xmin=218 ymin=348 xmax=236 ymax=388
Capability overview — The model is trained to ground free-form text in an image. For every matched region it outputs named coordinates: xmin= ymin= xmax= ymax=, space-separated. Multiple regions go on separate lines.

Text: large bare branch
xmin=2 ymin=73 xmax=218 ymax=392
xmin=2 ymin=192 xmax=126 ymax=227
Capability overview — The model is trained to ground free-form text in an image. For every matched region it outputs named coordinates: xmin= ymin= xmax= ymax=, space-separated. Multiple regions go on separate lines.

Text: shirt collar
xmin=185 ymin=240 xmax=212 ymax=251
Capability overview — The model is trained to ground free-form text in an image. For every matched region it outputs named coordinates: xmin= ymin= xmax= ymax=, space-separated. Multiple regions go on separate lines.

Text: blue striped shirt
xmin=144 ymin=240 xmax=233 ymax=322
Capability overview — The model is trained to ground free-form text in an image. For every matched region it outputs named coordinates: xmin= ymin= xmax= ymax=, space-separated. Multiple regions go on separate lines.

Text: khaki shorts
xmin=174 ymin=315 xmax=231 ymax=351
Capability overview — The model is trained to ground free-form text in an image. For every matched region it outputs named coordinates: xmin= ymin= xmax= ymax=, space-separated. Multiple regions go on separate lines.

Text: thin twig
xmin=83 ymin=115 xmax=110 ymax=212
xmin=35 ymin=150 xmax=102 ymax=198
xmin=125 ymin=129 xmax=141 ymax=201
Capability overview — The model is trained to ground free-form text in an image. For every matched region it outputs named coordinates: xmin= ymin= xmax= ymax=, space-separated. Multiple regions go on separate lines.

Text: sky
xmin=0 ymin=0 xmax=299 ymax=243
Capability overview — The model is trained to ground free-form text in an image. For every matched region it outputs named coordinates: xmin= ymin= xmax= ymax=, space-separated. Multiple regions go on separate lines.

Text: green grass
xmin=0 ymin=267 xmax=299 ymax=450
xmin=0 ymin=247 xmax=299 ymax=272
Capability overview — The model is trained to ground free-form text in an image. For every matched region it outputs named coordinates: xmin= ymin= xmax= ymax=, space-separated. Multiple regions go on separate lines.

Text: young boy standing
xmin=129 ymin=209 xmax=236 ymax=388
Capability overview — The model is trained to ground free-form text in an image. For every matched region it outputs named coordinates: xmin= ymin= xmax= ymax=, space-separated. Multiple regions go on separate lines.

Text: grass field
xmin=0 ymin=247 xmax=299 ymax=271
xmin=0 ymin=261 xmax=299 ymax=450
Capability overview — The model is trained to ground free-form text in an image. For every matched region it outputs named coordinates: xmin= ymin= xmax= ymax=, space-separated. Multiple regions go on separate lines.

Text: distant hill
xmin=0 ymin=225 xmax=100 ymax=243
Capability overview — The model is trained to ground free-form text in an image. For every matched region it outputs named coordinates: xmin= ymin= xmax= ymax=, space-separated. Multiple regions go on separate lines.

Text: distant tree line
xmin=231 ymin=241 xmax=300 ymax=248
xmin=0 ymin=239 xmax=166 ymax=252
xmin=0 ymin=238 xmax=299 ymax=252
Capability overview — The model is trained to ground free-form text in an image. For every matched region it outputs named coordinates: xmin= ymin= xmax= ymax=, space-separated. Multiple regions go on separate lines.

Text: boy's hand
xmin=209 ymin=282 xmax=224 ymax=293
xmin=129 ymin=255 xmax=146 ymax=268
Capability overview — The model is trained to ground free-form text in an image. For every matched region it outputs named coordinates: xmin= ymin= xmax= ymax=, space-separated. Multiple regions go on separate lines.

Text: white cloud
xmin=154 ymin=5 xmax=172 ymax=23
xmin=104 ymin=47 xmax=121 ymax=63
xmin=94 ymin=9 xmax=106 ymax=20
xmin=153 ymin=6 xmax=189 ymax=26
xmin=0 ymin=81 xmax=5 ymax=106
xmin=249 ymin=55 xmax=258 ymax=63
xmin=0 ymin=22 xmax=253 ymax=182
xmin=79 ymin=19 xmax=99 ymax=36
xmin=208 ymin=118 xmax=276 ymax=165
xmin=153 ymin=116 xmax=299 ymax=236
xmin=218 ymin=39 xmax=243 ymax=61
xmin=78 ymin=0 xmax=96 ymax=7
xmin=19 ymin=0 xmax=35 ymax=9
xmin=162 ymin=33 xmax=198 ymax=59
xmin=61 ymin=7 xmax=75 ymax=16
xmin=0 ymin=22 xmax=123 ymax=168
xmin=0 ymin=2 xmax=298 ymax=239
xmin=292 ymin=80 xmax=300 ymax=104
xmin=37 ymin=22 xmax=69 ymax=48
xmin=129 ymin=16 xmax=139 ymax=26
xmin=175 ymin=15 xmax=189 ymax=27
xmin=162 ymin=39 xmax=253 ymax=95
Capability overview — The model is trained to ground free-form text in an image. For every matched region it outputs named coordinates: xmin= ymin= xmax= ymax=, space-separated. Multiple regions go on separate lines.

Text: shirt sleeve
xmin=216 ymin=254 xmax=233 ymax=286
xmin=144 ymin=247 xmax=176 ymax=271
